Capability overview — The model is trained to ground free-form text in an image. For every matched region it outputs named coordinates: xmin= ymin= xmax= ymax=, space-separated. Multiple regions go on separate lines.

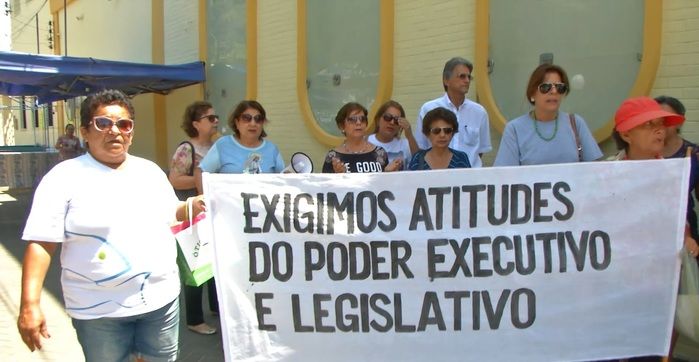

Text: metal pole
xmin=35 ymin=14 xmax=39 ymax=53
xmin=63 ymin=0 xmax=67 ymax=55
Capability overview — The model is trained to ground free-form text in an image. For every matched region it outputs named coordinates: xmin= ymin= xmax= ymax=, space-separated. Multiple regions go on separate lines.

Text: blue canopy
xmin=0 ymin=51 xmax=205 ymax=104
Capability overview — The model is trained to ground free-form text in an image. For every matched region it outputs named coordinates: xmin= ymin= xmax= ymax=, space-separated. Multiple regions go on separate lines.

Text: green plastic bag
xmin=176 ymin=243 xmax=214 ymax=287
xmin=675 ymin=250 xmax=699 ymax=343
xmin=171 ymin=211 xmax=214 ymax=287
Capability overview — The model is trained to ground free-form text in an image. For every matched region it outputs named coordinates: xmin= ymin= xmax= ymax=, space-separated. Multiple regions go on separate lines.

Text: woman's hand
xmin=685 ymin=234 xmax=699 ymax=257
xmin=385 ymin=157 xmax=403 ymax=172
xmin=17 ymin=303 xmax=50 ymax=352
xmin=331 ymin=157 xmax=347 ymax=173
xmin=397 ymin=118 xmax=412 ymax=134
xmin=192 ymin=195 xmax=207 ymax=216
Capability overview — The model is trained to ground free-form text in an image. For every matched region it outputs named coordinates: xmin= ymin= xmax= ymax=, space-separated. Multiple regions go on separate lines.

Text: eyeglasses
xmin=199 ymin=114 xmax=219 ymax=122
xmin=429 ymin=127 xmax=455 ymax=135
xmin=346 ymin=115 xmax=368 ymax=124
xmin=382 ymin=114 xmax=400 ymax=124
xmin=91 ymin=116 xmax=134 ymax=134
xmin=538 ymin=82 xmax=568 ymax=94
xmin=239 ymin=113 xmax=265 ymax=124
xmin=457 ymin=73 xmax=474 ymax=81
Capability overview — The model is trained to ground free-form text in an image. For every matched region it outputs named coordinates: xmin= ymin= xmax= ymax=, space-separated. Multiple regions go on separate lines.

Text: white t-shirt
xmin=414 ymin=93 xmax=492 ymax=167
xmin=23 ymin=153 xmax=181 ymax=320
xmin=367 ymin=134 xmax=411 ymax=170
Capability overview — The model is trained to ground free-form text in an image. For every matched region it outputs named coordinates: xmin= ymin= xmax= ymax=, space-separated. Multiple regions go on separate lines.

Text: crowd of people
xmin=15 ymin=54 xmax=699 ymax=361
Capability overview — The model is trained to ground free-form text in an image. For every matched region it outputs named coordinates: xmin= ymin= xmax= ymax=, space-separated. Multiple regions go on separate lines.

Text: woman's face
xmin=377 ymin=106 xmax=401 ymax=139
xmin=533 ymin=71 xmax=566 ymax=114
xmin=65 ymin=125 xmax=75 ymax=136
xmin=80 ymin=104 xmax=133 ymax=168
xmin=341 ymin=109 xmax=368 ymax=140
xmin=235 ymin=107 xmax=265 ymax=140
xmin=426 ymin=119 xmax=454 ymax=149
xmin=621 ymin=118 xmax=667 ymax=158
xmin=193 ymin=107 xmax=219 ymax=138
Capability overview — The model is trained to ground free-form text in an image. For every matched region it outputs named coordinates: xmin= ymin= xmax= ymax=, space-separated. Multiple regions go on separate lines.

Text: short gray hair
xmin=442 ymin=57 xmax=473 ymax=82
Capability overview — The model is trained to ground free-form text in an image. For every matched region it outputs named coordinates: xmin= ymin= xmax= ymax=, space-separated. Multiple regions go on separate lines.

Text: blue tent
xmin=0 ymin=51 xmax=205 ymax=104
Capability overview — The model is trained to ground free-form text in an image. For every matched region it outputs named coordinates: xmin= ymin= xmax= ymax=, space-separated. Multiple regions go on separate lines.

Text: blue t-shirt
xmin=408 ymin=148 xmax=471 ymax=170
xmin=494 ymin=112 xmax=602 ymax=166
xmin=199 ymin=135 xmax=285 ymax=174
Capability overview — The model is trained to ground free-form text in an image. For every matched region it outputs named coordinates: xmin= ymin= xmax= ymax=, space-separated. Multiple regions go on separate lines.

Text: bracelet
xmin=184 ymin=198 xmax=191 ymax=221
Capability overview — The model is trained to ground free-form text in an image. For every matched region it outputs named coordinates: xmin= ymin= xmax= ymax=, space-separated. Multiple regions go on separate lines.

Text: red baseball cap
xmin=614 ymin=96 xmax=684 ymax=132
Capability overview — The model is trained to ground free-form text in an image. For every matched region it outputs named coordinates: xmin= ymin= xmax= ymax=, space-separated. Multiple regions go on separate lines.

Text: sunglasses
xmin=458 ymin=73 xmax=474 ymax=81
xmin=382 ymin=114 xmax=401 ymax=124
xmin=430 ymin=127 xmax=454 ymax=135
xmin=199 ymin=114 xmax=219 ymax=122
xmin=239 ymin=113 xmax=265 ymax=123
xmin=91 ymin=116 xmax=134 ymax=134
xmin=538 ymin=82 xmax=568 ymax=94
xmin=346 ymin=115 xmax=368 ymax=124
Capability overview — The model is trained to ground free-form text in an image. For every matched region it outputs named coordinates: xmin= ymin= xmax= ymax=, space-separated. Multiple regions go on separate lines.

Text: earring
xmin=530 ymin=98 xmax=534 ymax=103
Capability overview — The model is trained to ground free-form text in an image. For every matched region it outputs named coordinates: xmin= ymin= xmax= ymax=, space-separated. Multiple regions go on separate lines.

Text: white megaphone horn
xmin=282 ymin=152 xmax=314 ymax=174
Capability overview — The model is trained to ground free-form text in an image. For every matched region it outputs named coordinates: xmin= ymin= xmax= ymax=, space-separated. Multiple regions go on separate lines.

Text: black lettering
xmin=409 ymin=188 xmax=434 ymax=230
xmin=511 ymin=288 xmax=536 ymax=329
xmin=553 ymin=182 xmax=574 ymax=221
xmin=255 ymin=293 xmax=276 ymax=331
xmin=510 ymin=184 xmax=532 ymax=224
xmin=357 ymin=191 xmax=378 ymax=233
xmin=589 ymin=230 xmax=611 ymax=270
xmin=293 ymin=193 xmax=314 ymax=233
xmin=483 ymin=289 xmax=510 ymax=329
xmin=304 ymin=241 xmax=325 ymax=281
xmin=369 ymin=294 xmax=393 ymax=332
xmin=444 ymin=291 xmax=470 ymax=331
xmin=417 ymin=292 xmax=446 ymax=331
xmin=327 ymin=242 xmax=348 ymax=281
xmin=391 ymin=240 xmax=414 ymax=279
xmin=492 ymin=236 xmax=514 ymax=275
xmin=514 ymin=235 xmax=536 ymax=275
xmin=472 ymin=236 xmax=493 ymax=277
xmin=261 ymin=194 xmax=283 ymax=232
xmin=487 ymin=185 xmax=508 ymax=226
xmin=377 ymin=191 xmax=397 ymax=231
xmin=370 ymin=241 xmax=390 ymax=280
xmin=249 ymin=242 xmax=270 ymax=282
xmin=291 ymin=294 xmax=313 ymax=332
xmin=533 ymin=182 xmax=553 ymax=222
xmin=271 ymin=241 xmax=293 ymax=282
xmin=462 ymin=185 xmax=486 ymax=228
xmin=313 ymin=294 xmax=334 ymax=332
xmin=242 ymin=193 xmax=261 ymax=233
xmin=336 ymin=293 xmax=358 ymax=332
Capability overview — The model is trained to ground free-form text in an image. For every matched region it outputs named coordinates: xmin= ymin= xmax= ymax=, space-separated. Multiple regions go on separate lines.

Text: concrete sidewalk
xmin=0 ymin=188 xmax=224 ymax=361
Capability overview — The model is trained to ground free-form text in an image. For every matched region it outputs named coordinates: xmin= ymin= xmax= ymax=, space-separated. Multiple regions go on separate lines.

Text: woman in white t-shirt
xmin=367 ymin=100 xmax=419 ymax=170
xmin=18 ymin=89 xmax=203 ymax=361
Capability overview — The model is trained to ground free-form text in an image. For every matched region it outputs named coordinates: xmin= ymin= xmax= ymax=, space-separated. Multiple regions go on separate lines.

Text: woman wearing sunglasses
xmin=196 ymin=100 xmax=284 ymax=184
xmin=367 ymin=100 xmax=419 ymax=171
xmin=168 ymin=100 xmax=219 ymax=336
xmin=494 ymin=63 xmax=602 ymax=166
xmin=19 ymin=89 xmax=202 ymax=361
xmin=408 ymin=107 xmax=471 ymax=170
xmin=322 ymin=102 xmax=393 ymax=173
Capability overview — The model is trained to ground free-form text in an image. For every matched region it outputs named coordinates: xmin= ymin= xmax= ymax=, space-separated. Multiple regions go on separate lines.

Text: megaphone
xmin=282 ymin=152 xmax=314 ymax=174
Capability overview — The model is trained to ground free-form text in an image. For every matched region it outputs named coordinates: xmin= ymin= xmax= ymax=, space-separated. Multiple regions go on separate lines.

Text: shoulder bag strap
xmin=569 ymin=114 xmax=583 ymax=162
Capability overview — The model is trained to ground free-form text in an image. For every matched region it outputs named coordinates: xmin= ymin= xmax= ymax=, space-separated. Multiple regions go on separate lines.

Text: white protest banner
xmin=203 ymin=159 xmax=689 ymax=362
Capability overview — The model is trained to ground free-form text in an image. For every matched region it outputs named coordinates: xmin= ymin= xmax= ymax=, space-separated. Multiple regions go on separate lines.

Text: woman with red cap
xmin=612 ymin=96 xmax=698 ymax=361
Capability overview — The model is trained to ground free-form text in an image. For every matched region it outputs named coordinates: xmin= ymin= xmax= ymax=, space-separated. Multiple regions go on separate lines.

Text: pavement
xmin=0 ymin=187 xmax=225 ymax=362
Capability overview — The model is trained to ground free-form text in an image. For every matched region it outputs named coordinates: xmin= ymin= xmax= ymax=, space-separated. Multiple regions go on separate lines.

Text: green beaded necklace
xmin=531 ymin=111 xmax=558 ymax=141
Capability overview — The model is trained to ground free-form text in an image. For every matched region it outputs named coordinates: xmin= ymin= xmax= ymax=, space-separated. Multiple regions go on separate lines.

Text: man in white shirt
xmin=414 ymin=57 xmax=492 ymax=167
